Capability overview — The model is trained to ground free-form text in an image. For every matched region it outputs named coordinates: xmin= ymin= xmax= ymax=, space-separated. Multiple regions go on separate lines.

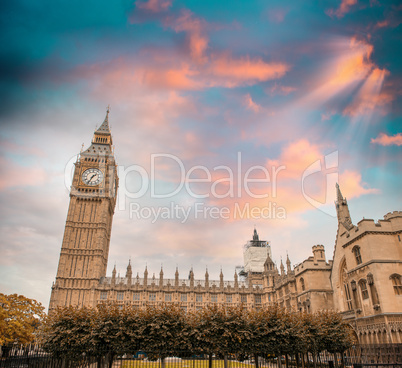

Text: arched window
xmin=352 ymin=245 xmax=362 ymax=265
xmin=340 ymin=258 xmax=353 ymax=310
xmin=359 ymin=279 xmax=369 ymax=300
xmin=390 ymin=274 xmax=402 ymax=295
xmin=300 ymin=277 xmax=305 ymax=291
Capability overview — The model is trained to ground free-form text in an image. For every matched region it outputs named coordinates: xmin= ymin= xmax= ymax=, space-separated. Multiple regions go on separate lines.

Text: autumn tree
xmin=248 ymin=306 xmax=290 ymax=368
xmin=89 ymin=304 xmax=136 ymax=368
xmin=191 ymin=305 xmax=249 ymax=368
xmin=139 ymin=304 xmax=190 ymax=367
xmin=318 ymin=310 xmax=356 ymax=367
xmin=0 ymin=293 xmax=45 ymax=345
xmin=41 ymin=306 xmax=94 ymax=363
xmin=299 ymin=312 xmax=326 ymax=368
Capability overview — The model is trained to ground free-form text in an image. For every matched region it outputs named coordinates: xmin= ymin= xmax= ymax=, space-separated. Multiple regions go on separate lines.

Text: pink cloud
xmin=373 ymin=7 xmax=402 ymax=30
xmin=140 ymin=63 xmax=202 ymax=90
xmin=75 ymin=50 xmax=289 ymax=93
xmin=243 ymin=93 xmax=261 ymax=113
xmin=209 ymin=53 xmax=289 ymax=87
xmin=371 ymin=133 xmax=402 ymax=146
xmin=266 ymin=139 xmax=328 ymax=182
xmin=327 ymin=37 xmax=374 ymax=88
xmin=166 ymin=9 xmax=209 ymax=64
xmin=338 ymin=170 xmax=379 ymax=197
xmin=327 ymin=0 xmax=358 ymax=18
xmin=302 ymin=38 xmax=375 ymax=106
xmin=298 ymin=37 xmax=394 ymax=119
xmin=269 ymin=83 xmax=297 ymax=96
xmin=136 ymin=0 xmax=172 ymax=12
xmin=205 ymin=139 xmax=378 ymax=219
xmin=375 ymin=20 xmax=389 ymax=28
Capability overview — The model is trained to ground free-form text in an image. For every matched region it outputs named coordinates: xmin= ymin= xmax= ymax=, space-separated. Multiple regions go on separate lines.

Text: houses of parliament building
xmin=49 ymin=110 xmax=402 ymax=345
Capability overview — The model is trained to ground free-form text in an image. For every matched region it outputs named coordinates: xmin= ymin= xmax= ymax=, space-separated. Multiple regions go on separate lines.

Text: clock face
xmin=82 ymin=168 xmax=104 ymax=186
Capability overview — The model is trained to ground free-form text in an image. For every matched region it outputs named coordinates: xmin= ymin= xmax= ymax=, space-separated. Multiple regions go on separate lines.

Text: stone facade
xmin=50 ymin=112 xmax=402 ymax=344
xmin=330 ymin=185 xmax=402 ymax=344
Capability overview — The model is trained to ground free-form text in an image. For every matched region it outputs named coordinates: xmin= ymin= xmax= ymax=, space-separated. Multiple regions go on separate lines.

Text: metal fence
xmin=1 ymin=344 xmax=401 ymax=368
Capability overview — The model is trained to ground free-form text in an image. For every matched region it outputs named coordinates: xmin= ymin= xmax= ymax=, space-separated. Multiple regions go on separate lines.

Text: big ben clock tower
xmin=49 ymin=108 xmax=118 ymax=310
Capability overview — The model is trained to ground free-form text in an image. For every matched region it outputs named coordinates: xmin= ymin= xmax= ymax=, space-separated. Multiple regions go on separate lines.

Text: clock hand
xmin=89 ymin=174 xmax=97 ymax=181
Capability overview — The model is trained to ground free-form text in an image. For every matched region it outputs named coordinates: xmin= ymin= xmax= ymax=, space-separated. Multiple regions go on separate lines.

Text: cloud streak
xmin=371 ymin=133 xmax=402 ymax=146
xmin=326 ymin=0 xmax=358 ymax=19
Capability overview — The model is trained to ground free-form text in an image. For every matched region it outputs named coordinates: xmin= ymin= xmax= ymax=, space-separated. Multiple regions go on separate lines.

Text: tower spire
xmin=335 ymin=183 xmax=353 ymax=230
xmin=253 ymin=227 xmax=259 ymax=241
xmin=286 ymin=253 xmax=292 ymax=273
xmin=280 ymin=258 xmax=285 ymax=275
xmin=96 ymin=106 xmax=111 ymax=134
xmin=336 ymin=183 xmax=344 ymax=203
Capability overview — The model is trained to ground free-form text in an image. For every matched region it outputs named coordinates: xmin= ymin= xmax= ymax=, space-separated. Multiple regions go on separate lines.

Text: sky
xmin=0 ymin=0 xmax=401 ymax=310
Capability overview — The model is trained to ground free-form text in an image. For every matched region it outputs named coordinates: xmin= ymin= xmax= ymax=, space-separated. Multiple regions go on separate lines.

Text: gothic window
xmin=100 ymin=291 xmax=107 ymax=300
xmin=211 ymin=294 xmax=217 ymax=303
xmin=149 ymin=293 xmax=156 ymax=301
xmin=300 ymin=278 xmax=305 ymax=291
xmin=117 ymin=292 xmax=124 ymax=301
xmin=344 ymin=283 xmax=353 ymax=310
xmin=133 ymin=293 xmax=140 ymax=301
xmin=241 ymin=294 xmax=247 ymax=303
xmin=255 ymin=295 xmax=262 ymax=304
xmin=165 ymin=293 xmax=172 ymax=302
xmin=390 ymin=274 xmax=402 ymax=295
xmin=226 ymin=294 xmax=232 ymax=303
xmin=352 ymin=245 xmax=362 ymax=265
xmin=181 ymin=294 xmax=187 ymax=302
xmin=359 ymin=280 xmax=369 ymax=300
xmin=196 ymin=294 xmax=202 ymax=302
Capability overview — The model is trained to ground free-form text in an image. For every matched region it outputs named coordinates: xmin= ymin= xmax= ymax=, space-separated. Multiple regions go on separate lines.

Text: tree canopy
xmin=0 ymin=293 xmax=45 ymax=345
xmin=40 ymin=303 xmax=356 ymax=362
